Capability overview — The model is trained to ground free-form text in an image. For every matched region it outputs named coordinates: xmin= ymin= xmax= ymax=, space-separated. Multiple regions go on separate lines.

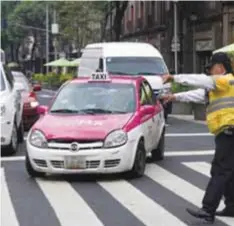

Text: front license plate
xmin=64 ymin=156 xmax=86 ymax=169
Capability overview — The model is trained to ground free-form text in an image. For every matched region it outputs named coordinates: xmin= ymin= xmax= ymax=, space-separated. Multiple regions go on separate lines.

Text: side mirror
xmin=37 ymin=105 xmax=48 ymax=115
xmin=33 ymin=84 xmax=41 ymax=92
xmin=140 ymin=105 xmax=155 ymax=115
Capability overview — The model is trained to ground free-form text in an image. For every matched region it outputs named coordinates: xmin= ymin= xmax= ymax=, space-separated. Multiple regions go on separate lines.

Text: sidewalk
xmin=169 ymin=114 xmax=207 ymax=125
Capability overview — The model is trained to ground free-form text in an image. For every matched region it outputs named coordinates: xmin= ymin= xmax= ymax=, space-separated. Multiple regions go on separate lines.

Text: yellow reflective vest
xmin=207 ymin=73 xmax=234 ymax=135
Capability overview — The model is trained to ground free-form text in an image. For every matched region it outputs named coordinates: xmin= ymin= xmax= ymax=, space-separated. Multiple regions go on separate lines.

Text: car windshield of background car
xmin=106 ymin=57 xmax=168 ymax=76
xmin=0 ymin=70 xmax=6 ymax=91
xmin=50 ymin=82 xmax=136 ymax=114
xmin=13 ymin=75 xmax=30 ymax=92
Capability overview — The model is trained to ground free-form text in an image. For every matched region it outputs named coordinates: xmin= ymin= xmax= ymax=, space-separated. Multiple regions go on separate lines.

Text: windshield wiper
xmin=137 ymin=72 xmax=164 ymax=75
xmin=109 ymin=71 xmax=135 ymax=75
xmin=79 ymin=108 xmax=127 ymax=114
xmin=50 ymin=109 xmax=79 ymax=113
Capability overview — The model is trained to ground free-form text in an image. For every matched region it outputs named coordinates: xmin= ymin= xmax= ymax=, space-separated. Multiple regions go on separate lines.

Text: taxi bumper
xmin=26 ymin=140 xmax=137 ymax=174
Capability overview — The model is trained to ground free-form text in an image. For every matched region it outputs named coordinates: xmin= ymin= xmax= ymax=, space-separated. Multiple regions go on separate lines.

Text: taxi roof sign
xmin=89 ymin=72 xmax=111 ymax=82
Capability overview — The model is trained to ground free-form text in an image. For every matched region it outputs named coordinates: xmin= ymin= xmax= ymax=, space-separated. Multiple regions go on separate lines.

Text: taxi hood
xmin=33 ymin=113 xmax=133 ymax=140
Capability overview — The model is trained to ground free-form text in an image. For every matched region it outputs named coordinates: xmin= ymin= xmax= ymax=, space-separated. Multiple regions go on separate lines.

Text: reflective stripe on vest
xmin=207 ymin=97 xmax=234 ymax=114
xmin=230 ymin=80 xmax=234 ymax=85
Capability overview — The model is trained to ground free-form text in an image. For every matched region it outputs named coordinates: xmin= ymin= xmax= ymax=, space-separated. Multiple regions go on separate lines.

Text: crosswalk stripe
xmin=145 ymin=164 xmax=234 ymax=226
xmin=182 ymin=162 xmax=211 ymax=177
xmin=36 ymin=179 xmax=104 ymax=226
xmin=1 ymin=168 xmax=20 ymax=226
xmin=99 ymin=180 xmax=187 ymax=226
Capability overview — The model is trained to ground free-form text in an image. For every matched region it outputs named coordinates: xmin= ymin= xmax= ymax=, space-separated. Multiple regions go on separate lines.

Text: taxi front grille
xmin=50 ymin=160 xmax=100 ymax=169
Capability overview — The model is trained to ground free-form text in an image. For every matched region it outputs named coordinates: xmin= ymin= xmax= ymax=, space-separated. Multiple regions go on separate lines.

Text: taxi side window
xmin=142 ymin=81 xmax=154 ymax=103
xmin=140 ymin=83 xmax=153 ymax=105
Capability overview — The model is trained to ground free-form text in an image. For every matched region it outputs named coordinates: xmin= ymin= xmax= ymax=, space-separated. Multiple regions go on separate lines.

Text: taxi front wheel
xmin=128 ymin=140 xmax=146 ymax=178
xmin=25 ymin=154 xmax=45 ymax=178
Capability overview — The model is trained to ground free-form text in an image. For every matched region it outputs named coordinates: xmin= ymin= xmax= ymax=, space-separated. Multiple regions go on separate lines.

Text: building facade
xmin=119 ymin=1 xmax=234 ymax=73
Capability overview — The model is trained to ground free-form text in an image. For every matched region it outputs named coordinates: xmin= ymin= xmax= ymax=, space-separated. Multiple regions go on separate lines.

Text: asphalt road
xmin=1 ymin=89 xmax=233 ymax=226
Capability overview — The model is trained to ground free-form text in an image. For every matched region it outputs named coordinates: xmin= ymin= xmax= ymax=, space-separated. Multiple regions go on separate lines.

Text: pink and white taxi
xmin=26 ymin=73 xmax=165 ymax=178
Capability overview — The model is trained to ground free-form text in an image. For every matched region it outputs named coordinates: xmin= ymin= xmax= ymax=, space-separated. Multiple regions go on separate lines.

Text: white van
xmin=78 ymin=42 xmax=172 ymax=119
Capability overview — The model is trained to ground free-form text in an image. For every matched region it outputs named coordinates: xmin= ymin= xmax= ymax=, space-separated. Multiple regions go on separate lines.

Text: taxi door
xmin=139 ymin=82 xmax=157 ymax=152
xmin=142 ymin=81 xmax=161 ymax=149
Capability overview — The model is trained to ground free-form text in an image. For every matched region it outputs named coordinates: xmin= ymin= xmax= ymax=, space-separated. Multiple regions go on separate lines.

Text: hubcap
xmin=11 ymin=125 xmax=17 ymax=150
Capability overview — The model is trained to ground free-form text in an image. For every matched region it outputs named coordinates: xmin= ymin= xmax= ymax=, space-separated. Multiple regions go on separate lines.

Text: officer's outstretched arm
xmin=173 ymin=74 xmax=215 ymax=90
xmin=174 ymin=88 xmax=205 ymax=103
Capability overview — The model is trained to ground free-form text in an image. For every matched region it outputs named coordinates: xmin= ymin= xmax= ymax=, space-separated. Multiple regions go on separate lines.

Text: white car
xmin=26 ymin=73 xmax=165 ymax=178
xmin=0 ymin=63 xmax=24 ymax=154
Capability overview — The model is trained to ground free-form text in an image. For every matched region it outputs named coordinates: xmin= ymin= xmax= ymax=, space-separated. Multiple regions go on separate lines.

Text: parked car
xmin=12 ymin=71 xmax=41 ymax=131
xmin=78 ymin=42 xmax=172 ymax=120
xmin=0 ymin=64 xmax=24 ymax=154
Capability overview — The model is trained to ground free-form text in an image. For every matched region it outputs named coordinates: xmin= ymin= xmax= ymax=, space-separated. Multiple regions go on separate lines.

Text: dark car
xmin=12 ymin=71 xmax=41 ymax=131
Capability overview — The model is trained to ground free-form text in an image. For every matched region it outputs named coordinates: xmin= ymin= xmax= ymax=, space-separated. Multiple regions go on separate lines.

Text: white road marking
xmin=1 ymin=168 xmax=20 ymax=226
xmin=183 ymin=162 xmax=211 ymax=177
xmin=36 ymin=179 xmax=103 ymax=226
xmin=99 ymin=180 xmax=186 ymax=226
xmin=0 ymin=150 xmax=215 ymax=162
xmin=145 ymin=164 xmax=234 ymax=225
xmin=165 ymin=133 xmax=212 ymax=137
xmin=165 ymin=150 xmax=214 ymax=156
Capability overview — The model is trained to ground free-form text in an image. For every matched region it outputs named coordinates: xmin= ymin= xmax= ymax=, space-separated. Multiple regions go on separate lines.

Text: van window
xmin=78 ymin=48 xmax=103 ymax=77
xmin=106 ymin=57 xmax=168 ymax=76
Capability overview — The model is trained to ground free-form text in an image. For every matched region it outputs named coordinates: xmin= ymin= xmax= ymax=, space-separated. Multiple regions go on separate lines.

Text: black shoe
xmin=216 ymin=208 xmax=234 ymax=217
xmin=186 ymin=208 xmax=215 ymax=224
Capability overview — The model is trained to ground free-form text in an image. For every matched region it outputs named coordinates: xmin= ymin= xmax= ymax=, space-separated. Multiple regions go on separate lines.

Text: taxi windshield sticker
xmin=90 ymin=72 xmax=110 ymax=81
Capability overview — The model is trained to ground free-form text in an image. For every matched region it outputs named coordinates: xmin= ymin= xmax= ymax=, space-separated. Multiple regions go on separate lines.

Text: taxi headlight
xmin=30 ymin=101 xmax=39 ymax=108
xmin=104 ymin=130 xmax=127 ymax=148
xmin=29 ymin=130 xmax=48 ymax=148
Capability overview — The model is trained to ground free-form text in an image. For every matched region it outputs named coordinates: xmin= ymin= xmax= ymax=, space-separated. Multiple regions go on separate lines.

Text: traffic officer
xmin=162 ymin=52 xmax=234 ymax=224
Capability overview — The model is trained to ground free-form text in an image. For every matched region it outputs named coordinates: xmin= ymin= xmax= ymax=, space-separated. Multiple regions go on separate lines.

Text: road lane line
xmin=182 ymin=162 xmax=211 ymax=177
xmin=145 ymin=164 xmax=234 ymax=225
xmin=165 ymin=133 xmax=212 ymax=137
xmin=99 ymin=180 xmax=187 ymax=226
xmin=1 ymin=168 xmax=20 ymax=226
xmin=36 ymin=179 xmax=103 ymax=226
xmin=0 ymin=150 xmax=215 ymax=162
xmin=165 ymin=150 xmax=214 ymax=156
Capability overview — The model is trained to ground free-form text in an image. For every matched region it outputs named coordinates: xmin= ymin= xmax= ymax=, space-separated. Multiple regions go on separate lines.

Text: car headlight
xmin=29 ymin=130 xmax=48 ymax=148
xmin=0 ymin=104 xmax=6 ymax=116
xmin=104 ymin=130 xmax=128 ymax=148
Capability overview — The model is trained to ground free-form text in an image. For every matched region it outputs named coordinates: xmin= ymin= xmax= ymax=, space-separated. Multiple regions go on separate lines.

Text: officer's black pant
xmin=202 ymin=129 xmax=234 ymax=214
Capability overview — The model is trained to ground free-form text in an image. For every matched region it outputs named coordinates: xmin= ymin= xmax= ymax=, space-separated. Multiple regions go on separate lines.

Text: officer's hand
xmin=161 ymin=94 xmax=176 ymax=104
xmin=162 ymin=74 xmax=174 ymax=84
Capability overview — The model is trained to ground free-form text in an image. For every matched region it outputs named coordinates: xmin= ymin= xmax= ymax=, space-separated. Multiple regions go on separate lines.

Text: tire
xmin=128 ymin=140 xmax=146 ymax=178
xmin=18 ymin=121 xmax=24 ymax=143
xmin=3 ymin=122 xmax=19 ymax=155
xmin=25 ymin=154 xmax=45 ymax=178
xmin=151 ymin=127 xmax=165 ymax=161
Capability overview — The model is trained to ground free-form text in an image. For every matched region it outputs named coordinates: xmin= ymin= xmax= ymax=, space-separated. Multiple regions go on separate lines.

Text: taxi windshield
xmin=50 ymin=82 xmax=136 ymax=114
xmin=106 ymin=57 xmax=168 ymax=76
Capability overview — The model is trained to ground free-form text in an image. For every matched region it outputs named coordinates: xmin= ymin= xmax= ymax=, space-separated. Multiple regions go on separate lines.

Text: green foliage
xmin=171 ymin=82 xmax=194 ymax=93
xmin=33 ymin=73 xmax=73 ymax=87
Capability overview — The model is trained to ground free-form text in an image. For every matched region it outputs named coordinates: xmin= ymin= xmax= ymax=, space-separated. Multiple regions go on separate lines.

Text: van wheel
xmin=25 ymin=154 xmax=45 ymax=178
xmin=128 ymin=140 xmax=146 ymax=178
xmin=151 ymin=127 xmax=165 ymax=161
xmin=18 ymin=121 xmax=24 ymax=143
xmin=3 ymin=122 xmax=19 ymax=155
